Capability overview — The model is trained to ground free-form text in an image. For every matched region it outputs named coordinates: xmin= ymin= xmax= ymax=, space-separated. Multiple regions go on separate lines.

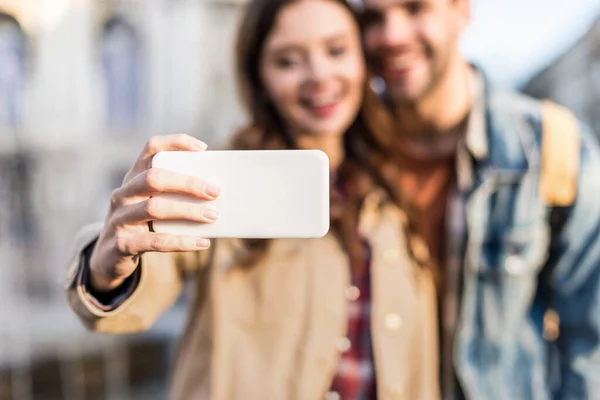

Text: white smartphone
xmin=150 ymin=150 xmax=330 ymax=238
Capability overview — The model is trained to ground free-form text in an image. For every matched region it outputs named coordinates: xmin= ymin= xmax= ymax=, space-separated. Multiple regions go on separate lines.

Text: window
xmin=101 ymin=16 xmax=141 ymax=128
xmin=0 ymin=12 xmax=25 ymax=127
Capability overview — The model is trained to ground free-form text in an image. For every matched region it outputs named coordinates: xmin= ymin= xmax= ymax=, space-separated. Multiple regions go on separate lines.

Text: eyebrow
xmin=267 ymin=33 xmax=350 ymax=54
xmin=362 ymin=0 xmax=424 ymax=11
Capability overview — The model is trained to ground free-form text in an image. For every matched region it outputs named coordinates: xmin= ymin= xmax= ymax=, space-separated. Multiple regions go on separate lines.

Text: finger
xmin=128 ymin=134 xmax=208 ymax=179
xmin=114 ymin=231 xmax=211 ymax=255
xmin=111 ymin=196 xmax=220 ymax=226
xmin=114 ymin=168 xmax=220 ymax=205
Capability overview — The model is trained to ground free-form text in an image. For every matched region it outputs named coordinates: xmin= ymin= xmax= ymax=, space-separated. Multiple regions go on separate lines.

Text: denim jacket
xmin=454 ymin=73 xmax=600 ymax=399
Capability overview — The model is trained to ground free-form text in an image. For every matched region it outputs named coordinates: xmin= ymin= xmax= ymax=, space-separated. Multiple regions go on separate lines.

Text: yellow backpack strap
xmin=539 ymin=101 xmax=580 ymax=207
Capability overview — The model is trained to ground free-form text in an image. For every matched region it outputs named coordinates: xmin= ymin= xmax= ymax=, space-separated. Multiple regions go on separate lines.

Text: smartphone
xmin=150 ymin=150 xmax=330 ymax=238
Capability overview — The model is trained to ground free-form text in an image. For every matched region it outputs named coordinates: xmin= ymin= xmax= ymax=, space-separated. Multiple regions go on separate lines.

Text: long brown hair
xmin=229 ymin=0 xmax=398 ymax=266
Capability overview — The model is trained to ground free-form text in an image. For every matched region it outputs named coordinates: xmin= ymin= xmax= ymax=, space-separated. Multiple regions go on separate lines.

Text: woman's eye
xmin=275 ymin=55 xmax=300 ymax=68
xmin=329 ymin=46 xmax=346 ymax=57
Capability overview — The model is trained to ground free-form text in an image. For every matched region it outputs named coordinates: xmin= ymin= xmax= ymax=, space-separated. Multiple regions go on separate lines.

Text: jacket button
xmin=385 ymin=313 xmax=403 ymax=331
xmin=410 ymin=236 xmax=430 ymax=264
xmin=543 ymin=308 xmax=560 ymax=341
xmin=325 ymin=391 xmax=341 ymax=400
xmin=336 ymin=337 xmax=351 ymax=352
xmin=345 ymin=286 xmax=360 ymax=301
xmin=505 ymin=254 xmax=525 ymax=275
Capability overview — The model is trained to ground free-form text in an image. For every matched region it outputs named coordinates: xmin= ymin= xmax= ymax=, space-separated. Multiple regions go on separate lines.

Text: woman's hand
xmin=89 ymin=134 xmax=220 ymax=292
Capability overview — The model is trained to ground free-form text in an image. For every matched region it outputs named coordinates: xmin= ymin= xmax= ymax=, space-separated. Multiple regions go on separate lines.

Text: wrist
xmin=88 ymin=251 xmax=130 ymax=292
xmin=88 ymin=266 xmax=126 ymax=292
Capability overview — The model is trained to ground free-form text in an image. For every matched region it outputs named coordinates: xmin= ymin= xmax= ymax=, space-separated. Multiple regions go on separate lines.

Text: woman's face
xmin=260 ymin=0 xmax=366 ymax=139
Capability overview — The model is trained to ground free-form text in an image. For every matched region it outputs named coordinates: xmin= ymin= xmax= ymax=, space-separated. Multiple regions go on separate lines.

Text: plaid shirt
xmin=440 ymin=187 xmax=467 ymax=400
xmin=328 ymin=243 xmax=377 ymax=400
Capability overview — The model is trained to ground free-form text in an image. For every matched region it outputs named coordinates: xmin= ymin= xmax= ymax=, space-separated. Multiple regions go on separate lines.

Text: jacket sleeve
xmin=65 ymin=222 xmax=210 ymax=334
xmin=548 ymin=127 xmax=600 ymax=398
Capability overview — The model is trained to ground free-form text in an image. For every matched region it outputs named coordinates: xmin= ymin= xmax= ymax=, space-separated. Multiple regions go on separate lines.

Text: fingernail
xmin=193 ymin=140 xmax=208 ymax=151
xmin=203 ymin=184 xmax=221 ymax=198
xmin=202 ymin=208 xmax=219 ymax=221
xmin=196 ymin=238 xmax=211 ymax=248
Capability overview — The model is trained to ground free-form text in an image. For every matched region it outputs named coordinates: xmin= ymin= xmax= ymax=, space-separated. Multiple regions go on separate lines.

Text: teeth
xmin=309 ymin=94 xmax=338 ymax=107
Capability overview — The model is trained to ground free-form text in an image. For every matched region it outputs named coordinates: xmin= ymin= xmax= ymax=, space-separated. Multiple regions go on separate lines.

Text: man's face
xmin=361 ymin=0 xmax=469 ymax=104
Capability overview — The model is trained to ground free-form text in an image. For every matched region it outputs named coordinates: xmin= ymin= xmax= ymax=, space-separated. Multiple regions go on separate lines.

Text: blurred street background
xmin=0 ymin=0 xmax=599 ymax=399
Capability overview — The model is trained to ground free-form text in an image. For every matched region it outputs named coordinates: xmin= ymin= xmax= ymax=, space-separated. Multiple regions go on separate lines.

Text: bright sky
xmin=461 ymin=0 xmax=600 ymax=88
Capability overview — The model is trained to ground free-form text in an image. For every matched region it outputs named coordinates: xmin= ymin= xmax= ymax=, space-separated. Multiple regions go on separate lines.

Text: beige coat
xmin=65 ymin=191 xmax=440 ymax=400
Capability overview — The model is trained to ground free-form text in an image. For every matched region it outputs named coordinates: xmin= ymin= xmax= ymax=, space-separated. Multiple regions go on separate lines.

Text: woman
xmin=66 ymin=0 xmax=439 ymax=399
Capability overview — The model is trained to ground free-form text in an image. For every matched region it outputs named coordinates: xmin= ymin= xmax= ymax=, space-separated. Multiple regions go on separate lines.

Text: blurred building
xmin=0 ymin=0 xmax=247 ymax=398
xmin=523 ymin=16 xmax=600 ymax=136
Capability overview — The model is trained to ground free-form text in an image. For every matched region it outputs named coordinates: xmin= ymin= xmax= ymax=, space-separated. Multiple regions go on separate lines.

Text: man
xmin=359 ymin=0 xmax=600 ymax=398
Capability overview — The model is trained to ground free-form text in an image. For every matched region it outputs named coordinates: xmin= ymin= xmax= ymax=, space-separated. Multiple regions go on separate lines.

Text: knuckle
xmin=144 ymin=198 xmax=162 ymax=219
xmin=145 ymin=168 xmax=163 ymax=191
xmin=183 ymin=175 xmax=200 ymax=194
xmin=109 ymin=188 xmax=122 ymax=210
xmin=107 ymin=212 xmax=122 ymax=231
xmin=114 ymin=231 xmax=132 ymax=255
xmin=145 ymin=136 xmax=161 ymax=154
xmin=149 ymin=235 xmax=169 ymax=251
xmin=174 ymin=133 xmax=190 ymax=144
